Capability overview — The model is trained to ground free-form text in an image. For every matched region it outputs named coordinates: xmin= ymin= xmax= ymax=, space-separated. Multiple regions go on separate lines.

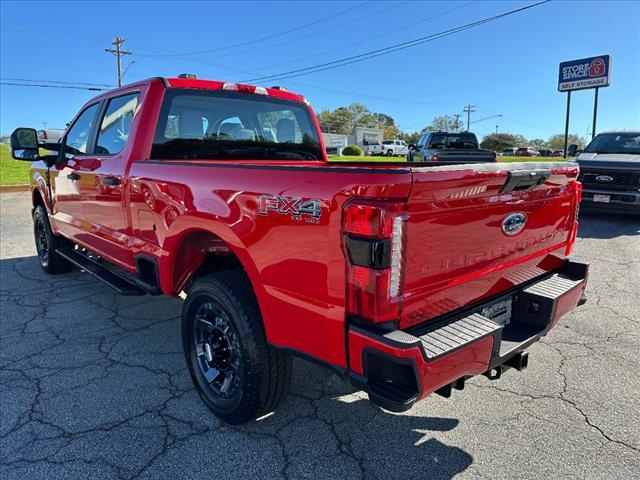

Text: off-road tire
xmin=33 ymin=205 xmax=73 ymax=274
xmin=182 ymin=271 xmax=292 ymax=425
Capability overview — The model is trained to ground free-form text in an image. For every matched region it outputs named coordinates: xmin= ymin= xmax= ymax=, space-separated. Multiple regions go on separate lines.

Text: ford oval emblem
xmin=502 ymin=213 xmax=527 ymax=236
xmin=595 ymin=175 xmax=613 ymax=183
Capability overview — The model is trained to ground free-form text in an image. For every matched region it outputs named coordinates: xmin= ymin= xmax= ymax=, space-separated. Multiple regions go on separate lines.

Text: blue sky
xmin=1 ymin=0 xmax=639 ymax=141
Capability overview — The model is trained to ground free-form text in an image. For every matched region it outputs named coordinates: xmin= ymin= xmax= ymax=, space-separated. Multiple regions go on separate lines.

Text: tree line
xmin=317 ymin=104 xmax=586 ymax=150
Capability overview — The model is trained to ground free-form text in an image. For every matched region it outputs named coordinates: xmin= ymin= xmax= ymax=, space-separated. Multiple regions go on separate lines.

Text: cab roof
xmin=94 ymin=76 xmax=307 ymax=104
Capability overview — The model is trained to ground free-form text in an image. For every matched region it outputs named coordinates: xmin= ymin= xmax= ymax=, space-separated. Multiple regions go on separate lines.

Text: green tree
xmin=398 ymin=131 xmax=421 ymax=145
xmin=547 ymin=133 xmax=585 ymax=150
xmin=480 ymin=132 xmax=520 ymax=151
xmin=513 ymin=134 xmax=528 ymax=147
xmin=316 ymin=103 xmax=401 ymax=139
xmin=529 ymin=138 xmax=547 ymax=150
xmin=423 ymin=115 xmax=463 ymax=133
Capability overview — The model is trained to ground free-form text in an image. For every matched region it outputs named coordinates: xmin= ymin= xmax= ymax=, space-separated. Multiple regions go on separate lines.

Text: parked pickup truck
xmin=382 ymin=139 xmax=409 ymax=156
xmin=365 ymin=142 xmax=385 ymax=156
xmin=11 ymin=76 xmax=588 ymax=425
xmin=572 ymin=131 xmax=640 ymax=215
xmin=408 ymin=131 xmax=497 ymax=163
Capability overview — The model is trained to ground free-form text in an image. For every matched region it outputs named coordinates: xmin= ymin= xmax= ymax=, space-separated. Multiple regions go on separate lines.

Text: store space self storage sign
xmin=558 ymin=55 xmax=611 ymax=92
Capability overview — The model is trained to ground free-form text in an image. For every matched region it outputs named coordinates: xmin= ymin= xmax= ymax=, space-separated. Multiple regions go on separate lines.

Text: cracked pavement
xmin=1 ymin=191 xmax=639 ymax=479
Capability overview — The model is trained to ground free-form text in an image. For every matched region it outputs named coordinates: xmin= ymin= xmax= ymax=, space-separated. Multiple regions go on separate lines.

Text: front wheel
xmin=33 ymin=205 xmax=73 ymax=274
xmin=182 ymin=271 xmax=292 ymax=425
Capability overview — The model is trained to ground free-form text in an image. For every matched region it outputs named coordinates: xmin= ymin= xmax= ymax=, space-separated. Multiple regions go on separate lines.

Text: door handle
xmin=67 ymin=173 xmax=80 ymax=180
xmin=102 ymin=176 xmax=120 ymax=186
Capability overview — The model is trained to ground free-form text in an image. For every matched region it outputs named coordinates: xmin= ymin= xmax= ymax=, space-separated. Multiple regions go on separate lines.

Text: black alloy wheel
xmin=193 ymin=301 xmax=242 ymax=400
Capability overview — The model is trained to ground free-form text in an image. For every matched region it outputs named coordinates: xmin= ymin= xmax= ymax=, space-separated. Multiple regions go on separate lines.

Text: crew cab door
xmin=52 ymin=102 xmax=101 ymax=240
xmin=78 ymin=91 xmax=141 ymax=270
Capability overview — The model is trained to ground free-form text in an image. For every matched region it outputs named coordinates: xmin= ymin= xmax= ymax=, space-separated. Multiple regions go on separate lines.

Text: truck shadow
xmin=0 ymin=255 xmax=473 ymax=479
xmin=254 ymin=358 xmax=474 ymax=479
xmin=578 ymin=211 xmax=639 ymax=239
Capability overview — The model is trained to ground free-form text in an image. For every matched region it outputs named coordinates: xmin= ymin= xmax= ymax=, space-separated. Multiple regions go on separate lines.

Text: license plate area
xmin=593 ymin=194 xmax=611 ymax=203
xmin=481 ymin=296 xmax=513 ymax=327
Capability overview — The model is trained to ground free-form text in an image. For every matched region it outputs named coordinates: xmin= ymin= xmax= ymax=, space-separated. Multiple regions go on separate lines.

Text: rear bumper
xmin=348 ymin=259 xmax=589 ymax=412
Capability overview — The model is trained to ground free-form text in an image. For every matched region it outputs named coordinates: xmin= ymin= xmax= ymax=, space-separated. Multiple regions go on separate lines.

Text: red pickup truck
xmin=10 ymin=76 xmax=588 ymax=425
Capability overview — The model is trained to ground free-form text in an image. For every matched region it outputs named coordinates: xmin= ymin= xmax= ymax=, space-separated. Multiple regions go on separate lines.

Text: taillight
xmin=430 ymin=154 xmax=438 ymax=162
xmin=343 ymin=201 xmax=406 ymax=323
xmin=565 ymin=181 xmax=582 ymax=255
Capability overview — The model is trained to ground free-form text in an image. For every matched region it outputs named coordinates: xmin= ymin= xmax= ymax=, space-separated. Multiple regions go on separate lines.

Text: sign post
xmin=592 ymin=87 xmax=599 ymax=140
xmin=558 ymin=55 xmax=611 ymax=157
xmin=563 ymin=91 xmax=571 ymax=160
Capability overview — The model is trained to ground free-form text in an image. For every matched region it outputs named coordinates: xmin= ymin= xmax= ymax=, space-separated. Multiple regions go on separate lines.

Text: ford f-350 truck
xmin=10 ymin=76 xmax=588 ymax=424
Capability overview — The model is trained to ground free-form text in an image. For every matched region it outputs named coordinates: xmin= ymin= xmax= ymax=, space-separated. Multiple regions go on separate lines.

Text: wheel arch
xmin=32 ymin=188 xmax=45 ymax=210
xmin=161 ymin=221 xmax=263 ymax=306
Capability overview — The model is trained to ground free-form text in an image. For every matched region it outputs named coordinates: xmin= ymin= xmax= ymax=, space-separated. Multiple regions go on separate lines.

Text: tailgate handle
xmin=500 ymin=170 xmax=551 ymax=193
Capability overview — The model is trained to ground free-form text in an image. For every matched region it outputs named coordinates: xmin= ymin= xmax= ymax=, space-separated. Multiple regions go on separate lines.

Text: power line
xmin=0 ymin=25 xmax=114 ymax=40
xmin=0 ymin=82 xmax=108 ymax=91
xmin=0 ymin=77 xmax=115 ymax=87
xmin=241 ymin=1 xmax=550 ymax=83
xmin=164 ymin=1 xmax=411 ymax=62
xmin=476 ymin=106 xmax=556 ymax=133
xmin=251 ymin=1 xmax=474 ymax=72
xmin=134 ymin=1 xmax=373 ymax=58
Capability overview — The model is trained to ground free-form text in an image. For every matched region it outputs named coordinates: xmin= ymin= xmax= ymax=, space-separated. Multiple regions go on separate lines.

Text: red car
xmin=515 ymin=147 xmax=540 ymax=157
xmin=10 ymin=76 xmax=588 ymax=424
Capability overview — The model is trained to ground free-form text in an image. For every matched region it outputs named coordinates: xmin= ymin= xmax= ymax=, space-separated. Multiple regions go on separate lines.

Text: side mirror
xmin=567 ymin=144 xmax=578 ymax=157
xmin=10 ymin=128 xmax=40 ymax=161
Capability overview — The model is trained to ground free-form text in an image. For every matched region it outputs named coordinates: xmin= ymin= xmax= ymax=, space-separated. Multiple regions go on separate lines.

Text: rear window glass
xmin=151 ymin=89 xmax=323 ymax=161
xmin=428 ymin=133 xmax=477 ymax=149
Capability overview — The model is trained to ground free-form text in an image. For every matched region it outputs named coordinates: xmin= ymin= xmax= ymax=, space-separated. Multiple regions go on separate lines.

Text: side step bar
xmin=56 ymin=248 xmax=146 ymax=296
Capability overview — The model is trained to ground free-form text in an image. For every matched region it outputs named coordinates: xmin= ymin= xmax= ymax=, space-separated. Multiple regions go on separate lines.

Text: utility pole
xmin=463 ymin=104 xmax=476 ymax=131
xmin=495 ymin=125 xmax=498 ymax=134
xmin=105 ymin=37 xmax=132 ymax=87
xmin=453 ymin=114 xmax=462 ymax=132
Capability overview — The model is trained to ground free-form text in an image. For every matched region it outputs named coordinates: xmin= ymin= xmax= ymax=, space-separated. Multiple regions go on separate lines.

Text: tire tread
xmin=182 ymin=271 xmax=292 ymax=424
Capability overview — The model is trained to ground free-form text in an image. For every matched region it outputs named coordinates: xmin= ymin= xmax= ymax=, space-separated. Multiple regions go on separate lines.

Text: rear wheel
xmin=386 ymin=149 xmax=393 ymax=157
xmin=33 ymin=205 xmax=73 ymax=274
xmin=182 ymin=271 xmax=292 ymax=425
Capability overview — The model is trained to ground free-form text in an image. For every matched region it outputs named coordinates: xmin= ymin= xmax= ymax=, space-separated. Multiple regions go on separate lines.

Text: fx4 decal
xmin=259 ymin=195 xmax=322 ymax=223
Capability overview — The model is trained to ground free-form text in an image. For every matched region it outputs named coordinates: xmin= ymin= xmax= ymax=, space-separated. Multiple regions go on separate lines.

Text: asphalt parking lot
xmin=1 ymin=190 xmax=638 ymax=479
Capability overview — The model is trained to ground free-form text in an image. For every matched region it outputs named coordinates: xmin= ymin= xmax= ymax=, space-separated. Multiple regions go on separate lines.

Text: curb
xmin=0 ymin=184 xmax=31 ymax=193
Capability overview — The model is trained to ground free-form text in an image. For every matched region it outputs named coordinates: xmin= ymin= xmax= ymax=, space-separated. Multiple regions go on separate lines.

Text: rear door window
xmin=96 ymin=93 xmax=140 ymax=155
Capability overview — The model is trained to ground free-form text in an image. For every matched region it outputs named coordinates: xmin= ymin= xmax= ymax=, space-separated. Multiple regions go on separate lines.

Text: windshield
xmin=583 ymin=133 xmax=640 ymax=155
xmin=152 ymin=89 xmax=323 ymax=161
xmin=429 ymin=133 xmax=477 ymax=149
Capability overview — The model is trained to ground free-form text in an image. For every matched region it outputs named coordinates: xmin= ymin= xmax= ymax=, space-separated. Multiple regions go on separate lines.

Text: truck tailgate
xmin=437 ymin=149 xmax=496 ymax=164
xmin=401 ymin=162 xmax=580 ymax=329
